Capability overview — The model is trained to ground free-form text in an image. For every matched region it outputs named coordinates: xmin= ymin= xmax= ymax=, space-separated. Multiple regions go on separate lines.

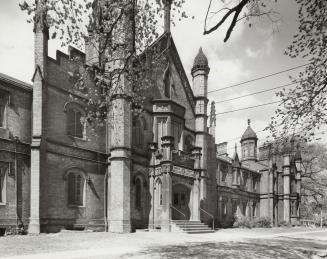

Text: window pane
xmin=75 ymin=112 xmax=83 ymax=138
xmin=173 ymin=193 xmax=179 ymax=205
xmin=180 ymin=193 xmax=186 ymax=206
xmin=135 ymin=178 xmax=141 ymax=208
xmin=67 ymin=110 xmax=75 ymax=136
xmin=68 ymin=174 xmax=76 ymax=205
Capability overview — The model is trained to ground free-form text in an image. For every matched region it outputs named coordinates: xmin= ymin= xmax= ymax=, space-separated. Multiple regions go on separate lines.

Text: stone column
xmin=108 ymin=98 xmax=132 ymax=233
xmin=29 ymin=0 xmax=48 ymax=234
xmin=191 ymin=175 xmax=200 ymax=221
xmin=148 ymin=142 xmax=158 ymax=230
xmin=283 ymin=154 xmax=291 ymax=222
xmin=160 ymin=136 xmax=174 ymax=231
xmin=191 ymin=147 xmax=201 ymax=221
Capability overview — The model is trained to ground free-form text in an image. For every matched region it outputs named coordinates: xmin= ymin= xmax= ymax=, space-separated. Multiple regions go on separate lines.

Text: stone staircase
xmin=171 ymin=220 xmax=215 ymax=234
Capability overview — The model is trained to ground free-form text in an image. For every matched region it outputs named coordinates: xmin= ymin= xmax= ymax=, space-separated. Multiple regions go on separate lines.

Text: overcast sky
xmin=0 ymin=0 xmax=325 ymax=155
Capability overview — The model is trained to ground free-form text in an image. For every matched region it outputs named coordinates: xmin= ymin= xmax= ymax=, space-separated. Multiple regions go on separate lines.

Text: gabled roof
xmin=0 ymin=72 xmax=32 ymax=92
xmin=142 ymin=32 xmax=196 ymax=112
xmin=232 ymin=144 xmax=241 ymax=168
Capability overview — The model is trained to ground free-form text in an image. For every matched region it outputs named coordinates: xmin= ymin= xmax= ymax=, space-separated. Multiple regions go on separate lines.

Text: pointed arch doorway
xmin=172 ymin=184 xmax=191 ymax=220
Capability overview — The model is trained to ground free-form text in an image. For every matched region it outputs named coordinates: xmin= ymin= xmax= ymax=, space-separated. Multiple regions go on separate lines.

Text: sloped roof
xmin=142 ymin=32 xmax=196 ymax=112
xmin=0 ymin=72 xmax=32 ymax=92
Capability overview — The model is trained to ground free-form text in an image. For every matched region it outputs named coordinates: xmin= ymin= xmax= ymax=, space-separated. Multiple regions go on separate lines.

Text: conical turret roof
xmin=192 ymin=47 xmax=209 ymax=73
xmin=241 ymin=119 xmax=258 ymax=141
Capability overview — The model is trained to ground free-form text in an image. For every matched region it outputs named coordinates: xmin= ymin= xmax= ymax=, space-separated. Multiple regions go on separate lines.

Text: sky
xmin=0 ymin=0 xmax=325 ymax=155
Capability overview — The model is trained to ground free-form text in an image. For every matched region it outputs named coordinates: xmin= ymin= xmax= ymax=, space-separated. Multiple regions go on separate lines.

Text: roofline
xmin=217 ymin=156 xmax=263 ymax=174
xmin=0 ymin=72 xmax=32 ymax=92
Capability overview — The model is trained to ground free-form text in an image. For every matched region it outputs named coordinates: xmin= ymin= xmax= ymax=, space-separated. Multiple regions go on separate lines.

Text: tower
xmin=29 ymin=0 xmax=48 ymax=234
xmin=240 ymin=119 xmax=258 ymax=162
xmin=191 ymin=48 xmax=210 ymax=204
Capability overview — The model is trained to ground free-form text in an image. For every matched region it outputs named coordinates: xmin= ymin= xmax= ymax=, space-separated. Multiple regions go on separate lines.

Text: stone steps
xmin=171 ymin=220 xmax=215 ymax=234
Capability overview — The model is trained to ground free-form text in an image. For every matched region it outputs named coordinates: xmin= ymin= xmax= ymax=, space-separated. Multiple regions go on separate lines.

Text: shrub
xmin=278 ymin=220 xmax=291 ymax=227
xmin=253 ymin=217 xmax=272 ymax=228
xmin=233 ymin=215 xmax=253 ymax=228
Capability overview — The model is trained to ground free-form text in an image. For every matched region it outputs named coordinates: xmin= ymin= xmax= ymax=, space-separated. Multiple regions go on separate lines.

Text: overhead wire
xmin=207 ymin=63 xmax=308 ymax=94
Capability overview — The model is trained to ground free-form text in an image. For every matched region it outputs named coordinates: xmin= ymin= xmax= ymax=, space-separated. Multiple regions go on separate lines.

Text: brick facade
xmin=0 ymin=2 xmax=302 ymax=234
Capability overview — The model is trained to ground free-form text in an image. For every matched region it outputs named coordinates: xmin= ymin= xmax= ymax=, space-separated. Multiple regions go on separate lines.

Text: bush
xmin=278 ymin=220 xmax=291 ymax=227
xmin=233 ymin=215 xmax=253 ymax=228
xmin=253 ymin=217 xmax=272 ymax=228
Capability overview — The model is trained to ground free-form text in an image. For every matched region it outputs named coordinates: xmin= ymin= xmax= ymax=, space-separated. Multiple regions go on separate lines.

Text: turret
xmin=191 ymin=48 xmax=210 ymax=215
xmin=240 ymin=119 xmax=258 ymax=162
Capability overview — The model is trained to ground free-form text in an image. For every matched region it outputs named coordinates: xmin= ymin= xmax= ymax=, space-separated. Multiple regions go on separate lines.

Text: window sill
xmin=70 ymin=136 xmax=87 ymax=141
xmin=68 ymin=205 xmax=85 ymax=208
xmin=0 ymin=202 xmax=6 ymax=206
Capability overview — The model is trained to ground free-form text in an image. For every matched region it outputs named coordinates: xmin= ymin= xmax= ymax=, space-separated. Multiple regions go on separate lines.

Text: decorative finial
xmin=248 ymin=119 xmax=251 ymax=126
xmin=235 ymin=143 xmax=237 ymax=152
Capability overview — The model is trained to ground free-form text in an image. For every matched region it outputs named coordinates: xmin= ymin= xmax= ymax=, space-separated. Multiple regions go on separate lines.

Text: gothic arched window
xmin=184 ymin=135 xmax=194 ymax=153
xmin=0 ymin=91 xmax=9 ymax=128
xmin=65 ymin=102 xmax=85 ymax=139
xmin=135 ymin=177 xmax=142 ymax=208
xmin=133 ymin=118 xmax=144 ymax=147
xmin=163 ymin=64 xmax=170 ymax=98
xmin=67 ymin=171 xmax=85 ymax=206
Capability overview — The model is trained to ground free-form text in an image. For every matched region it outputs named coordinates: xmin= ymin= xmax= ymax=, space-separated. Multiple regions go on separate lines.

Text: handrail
xmin=170 ymin=205 xmax=186 ymax=231
xmin=199 ymin=207 xmax=214 ymax=230
xmin=171 ymin=205 xmax=186 ymax=219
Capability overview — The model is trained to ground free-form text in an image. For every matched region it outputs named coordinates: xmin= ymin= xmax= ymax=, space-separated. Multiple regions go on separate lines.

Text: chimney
xmin=216 ymin=142 xmax=228 ymax=157
xmin=162 ymin=0 xmax=172 ymax=32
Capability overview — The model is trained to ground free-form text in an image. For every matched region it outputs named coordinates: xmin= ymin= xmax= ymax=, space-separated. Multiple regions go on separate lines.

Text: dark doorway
xmin=172 ymin=184 xmax=191 ymax=220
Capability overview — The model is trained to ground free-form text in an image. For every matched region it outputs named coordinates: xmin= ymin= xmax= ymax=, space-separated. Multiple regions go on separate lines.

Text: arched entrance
xmin=172 ymin=184 xmax=191 ymax=220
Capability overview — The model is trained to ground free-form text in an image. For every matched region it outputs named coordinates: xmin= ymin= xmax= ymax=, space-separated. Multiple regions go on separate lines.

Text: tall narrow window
xmin=133 ymin=119 xmax=143 ymax=147
xmin=135 ymin=178 xmax=142 ymax=208
xmin=0 ymin=95 xmax=7 ymax=128
xmin=68 ymin=172 xmax=84 ymax=206
xmin=156 ymin=179 xmax=162 ymax=206
xmin=172 ymin=121 xmax=181 ymax=149
xmin=66 ymin=106 xmax=84 ymax=139
xmin=163 ymin=65 xmax=170 ymax=98
xmin=157 ymin=118 xmax=167 ymax=148
xmin=0 ymin=165 xmax=6 ymax=203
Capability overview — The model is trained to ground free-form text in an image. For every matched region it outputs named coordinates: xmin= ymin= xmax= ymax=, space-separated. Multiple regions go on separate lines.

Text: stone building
xmin=0 ymin=0 xmax=301 ymax=234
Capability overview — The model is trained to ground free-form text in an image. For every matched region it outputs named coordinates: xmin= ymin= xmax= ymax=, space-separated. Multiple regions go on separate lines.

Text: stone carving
xmin=172 ymin=166 xmax=195 ymax=179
